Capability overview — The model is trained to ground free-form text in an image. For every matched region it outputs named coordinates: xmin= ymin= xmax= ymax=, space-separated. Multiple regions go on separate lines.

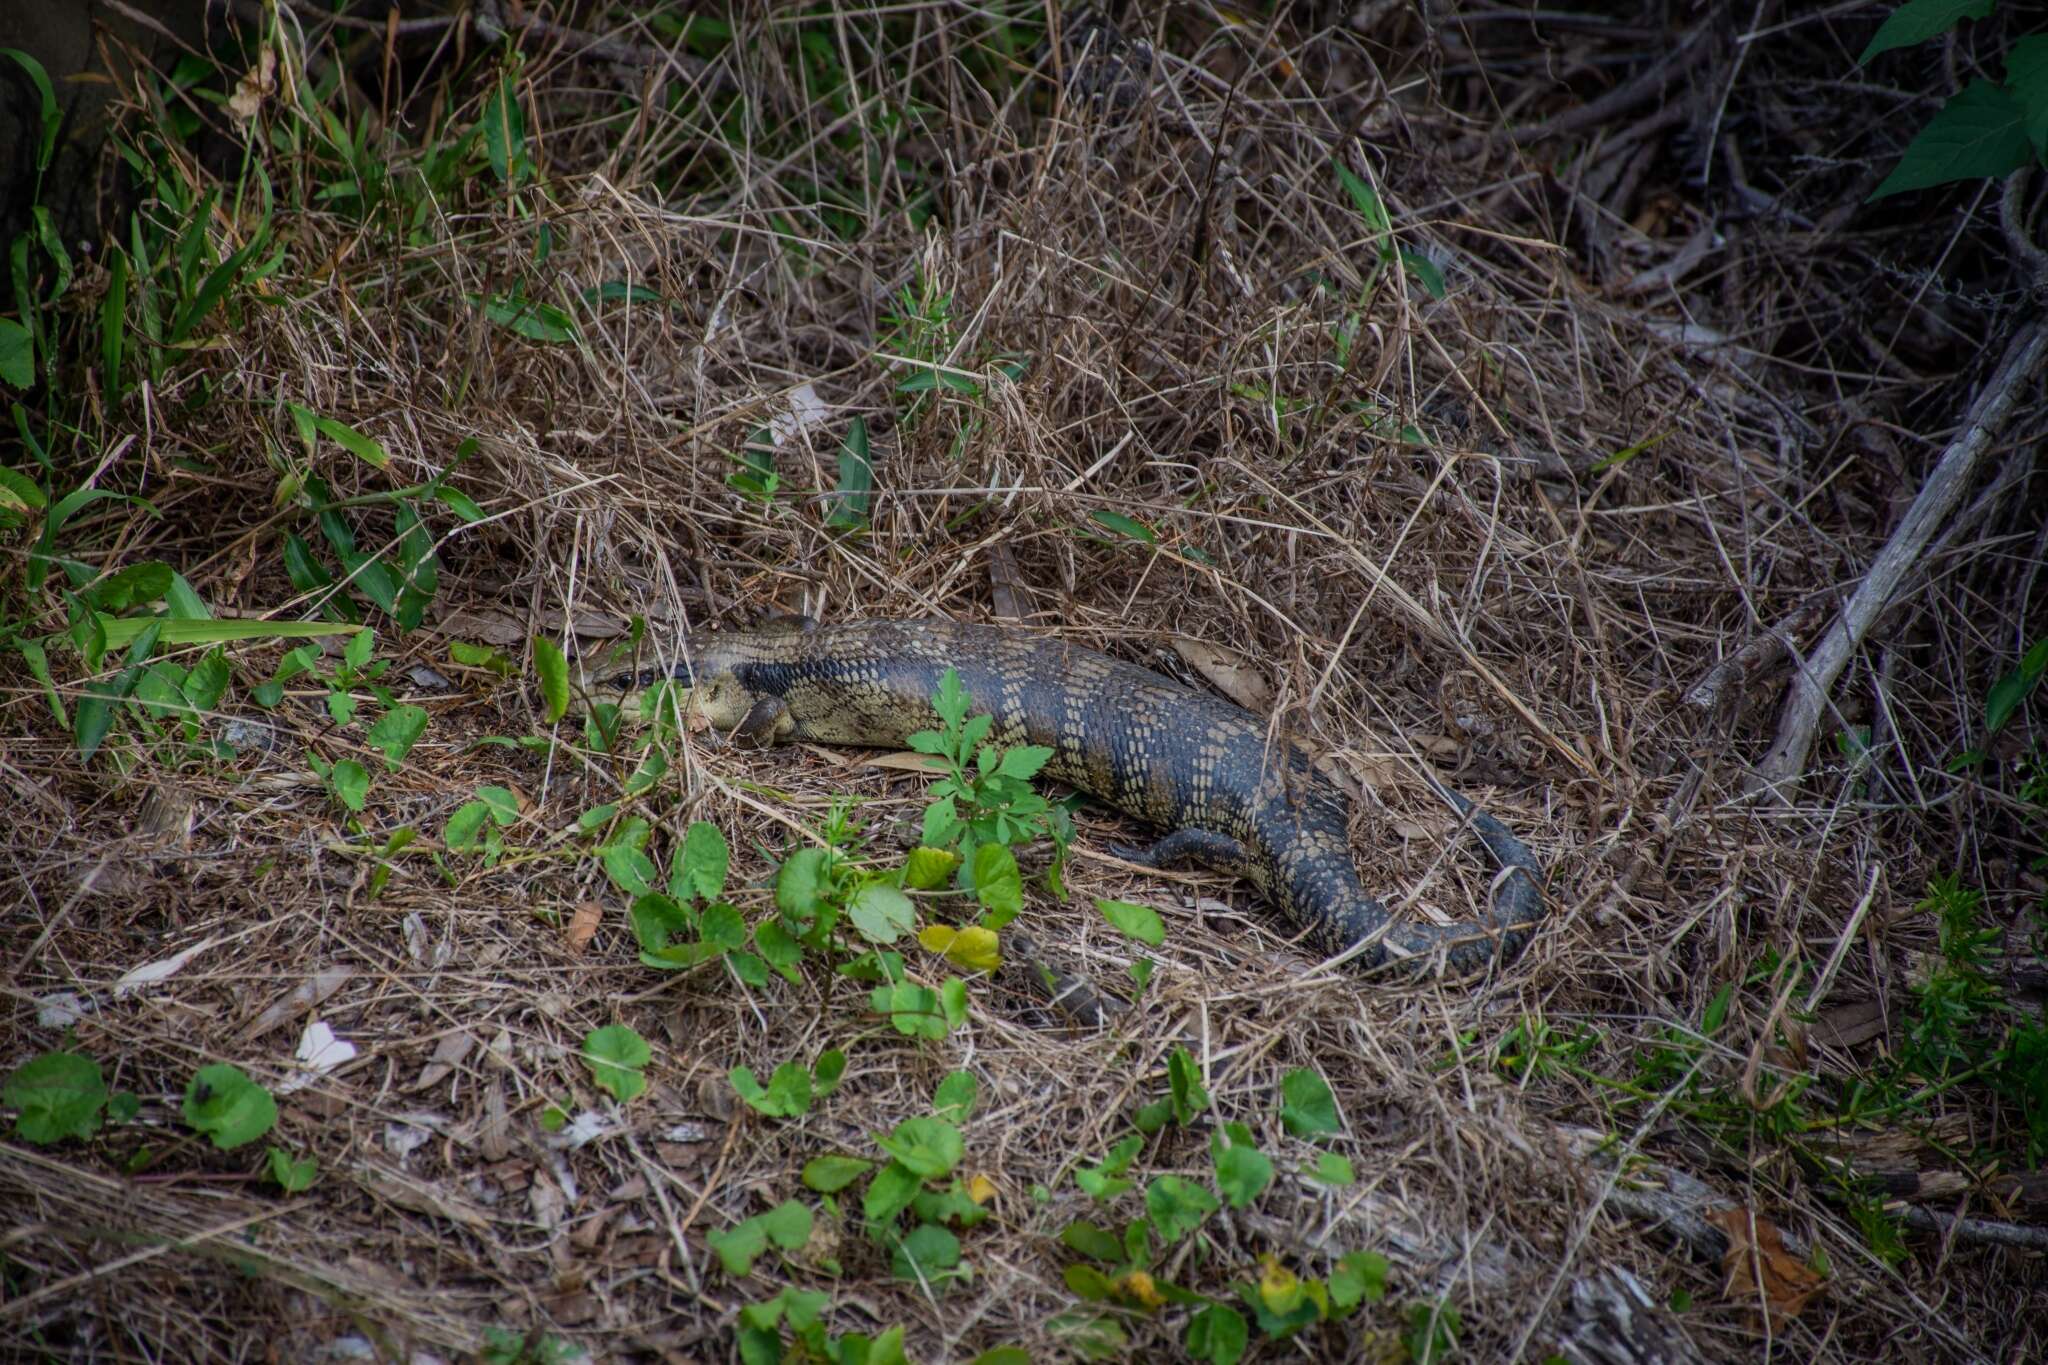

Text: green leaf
xmin=4 ymin=1051 xmax=108 ymax=1144
xmin=1088 ymin=509 xmax=1157 ymax=545
xmin=1333 ymin=159 xmax=1392 ymax=238
xmin=533 ymin=635 xmax=570 ymax=722
xmin=864 ymin=1159 xmax=924 ymax=1224
xmin=892 ymin=1222 xmax=963 ymax=1286
xmin=826 ymin=416 xmax=874 ymax=529
xmin=933 ymin=1070 xmax=979 ymax=1122
xmin=1168 ymin=1046 xmax=1209 ymax=1124
xmin=760 ymin=1199 xmax=812 ymax=1250
xmin=676 ymin=821 xmax=730 ymax=902
xmin=2009 ymin=36 xmax=2048 ymax=154
xmin=168 ymin=230 xmax=267 ymax=344
xmin=777 ymin=846 xmax=829 ymax=918
xmin=1143 ymin=1175 xmax=1219 ymax=1243
xmin=1097 ymin=898 xmax=1165 ymax=947
xmin=266 ymin=1146 xmax=319 ymax=1192
xmin=474 ymin=293 xmax=576 ymax=342
xmin=1857 ymin=0 xmax=1994 ymax=63
xmin=1060 ymin=1220 xmax=1124 ymax=1262
xmin=1328 ymin=1250 xmax=1389 ymax=1311
xmin=483 ymin=68 xmax=527 ymax=186
xmin=878 ymin=1116 xmax=964 ymax=1179
xmin=849 ymin=882 xmax=917 ymax=944
xmin=730 ymin=1062 xmax=812 ymax=1118
xmin=581 ymin=1024 xmax=651 ymax=1102
xmin=803 ymin=1154 xmax=874 ymax=1192
xmin=904 ymin=845 xmax=960 ymax=889
xmin=1212 ymin=1140 xmax=1273 ymax=1209
xmin=1985 ymin=636 xmax=2048 ymax=734
xmin=873 ymin=981 xmax=947 ymax=1039
xmin=326 ymin=759 xmax=370 ymax=812
xmin=366 ymin=704 xmax=429 ymax=770
xmin=995 ymin=744 xmax=1052 ymax=780
xmin=1308 ymin=1151 xmax=1356 ymax=1185
xmin=1 ymin=48 xmax=61 ymax=173
xmin=1870 ymin=79 xmax=2033 ymax=200
xmin=0 ymin=461 xmax=45 ymax=513
xmin=94 ymin=617 xmax=356 ymax=651
xmin=813 ymin=1048 xmax=847 ymax=1096
xmin=708 ymin=1218 xmax=769 ymax=1276
xmin=701 ymin=902 xmax=746 ymax=951
xmin=182 ymin=1064 xmax=278 ymax=1149
xmin=288 ymin=404 xmax=391 ymax=470
xmin=1184 ymin=1304 xmax=1249 ymax=1365
xmin=102 ymin=246 xmax=128 ymax=394
xmin=1398 ymin=248 xmax=1447 ymax=300
xmin=0 ymin=319 xmax=31 ymax=390
xmin=1279 ymin=1067 xmax=1341 ymax=1137
xmin=972 ymin=842 xmax=1023 ymax=920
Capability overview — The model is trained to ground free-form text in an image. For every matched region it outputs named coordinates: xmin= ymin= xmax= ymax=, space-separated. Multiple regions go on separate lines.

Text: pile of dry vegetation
xmin=3 ymin=2 xmax=2045 ymax=1361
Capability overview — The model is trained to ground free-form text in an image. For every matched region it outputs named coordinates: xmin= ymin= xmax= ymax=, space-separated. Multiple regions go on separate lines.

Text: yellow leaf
xmin=918 ymin=924 xmax=958 ymax=954
xmin=1115 ymin=1270 xmax=1166 ymax=1313
xmin=941 ymin=926 xmax=1001 ymax=973
xmin=1258 ymin=1255 xmax=1306 ymax=1315
xmin=967 ymin=1173 xmax=998 ymax=1205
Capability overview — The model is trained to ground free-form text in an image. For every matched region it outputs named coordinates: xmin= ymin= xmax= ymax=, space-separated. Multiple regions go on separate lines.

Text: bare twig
xmin=1751 ymin=319 xmax=2048 ymax=795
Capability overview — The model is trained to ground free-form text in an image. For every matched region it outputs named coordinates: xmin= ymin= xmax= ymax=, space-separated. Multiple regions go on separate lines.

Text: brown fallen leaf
xmin=227 ymin=46 xmax=275 ymax=122
xmin=1710 ymin=1206 xmax=1825 ymax=1328
xmin=565 ymin=900 xmax=605 ymax=953
xmin=1171 ymin=636 xmax=1274 ymax=713
xmin=862 ymin=751 xmax=950 ymax=775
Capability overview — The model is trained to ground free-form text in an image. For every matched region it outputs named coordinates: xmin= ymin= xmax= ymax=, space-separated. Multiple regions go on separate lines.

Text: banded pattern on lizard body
xmin=579 ymin=618 xmax=1545 ymax=974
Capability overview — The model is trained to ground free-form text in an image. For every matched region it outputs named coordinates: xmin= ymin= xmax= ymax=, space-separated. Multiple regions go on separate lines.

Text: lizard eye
xmin=606 ymin=672 xmax=633 ymax=690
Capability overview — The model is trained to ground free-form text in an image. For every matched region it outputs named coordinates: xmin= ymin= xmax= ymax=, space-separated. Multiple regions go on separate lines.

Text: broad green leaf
xmin=1870 ymin=79 xmax=2033 ymax=200
xmin=877 ymin=1116 xmax=964 ymax=1178
xmin=1098 ymin=898 xmax=1165 ymax=947
xmin=1329 ymin=1250 xmax=1389 ymax=1311
xmin=2009 ymin=36 xmax=2048 ymax=153
xmin=1213 ymin=1140 xmax=1273 ymax=1209
xmin=1184 ymin=1304 xmax=1249 ymax=1365
xmin=891 ymin=1222 xmax=963 ymax=1285
xmin=708 ymin=1218 xmax=768 ymax=1276
xmin=933 ymin=1070 xmax=979 ymax=1122
xmin=582 ymin=1024 xmax=651 ymax=1102
xmin=327 ymin=759 xmax=370 ymax=812
xmin=0 ymin=461 xmax=45 ymax=513
xmin=1143 ymin=1175 xmax=1218 ymax=1242
xmin=677 ymin=821 xmax=730 ymax=902
xmin=266 ymin=1146 xmax=318 ymax=1192
xmin=533 ymin=635 xmax=570 ymax=722
xmin=803 ymin=1154 xmax=873 ymax=1192
xmin=1399 ymin=248 xmax=1447 ymax=300
xmin=366 ymin=704 xmax=428 ymax=770
xmin=1280 ymin=1067 xmax=1341 ymax=1137
xmin=182 ymin=1063 xmax=277 ymax=1149
xmin=3 ymin=1051 xmax=107 ymax=1144
xmin=1308 ymin=1151 xmax=1356 ymax=1185
xmin=730 ymin=1062 xmax=812 ymax=1118
xmin=1061 ymin=1220 xmax=1124 ymax=1262
xmin=759 ymin=1199 xmax=812 ymax=1250
xmin=1858 ymin=0 xmax=1994 ymax=63
xmin=777 ymin=846 xmax=829 ymax=918
xmin=864 ymin=1159 xmax=923 ymax=1224
xmin=483 ymin=69 xmax=526 ymax=186
xmin=0 ymin=320 xmax=33 ymax=390
xmin=849 ymin=882 xmax=917 ymax=944
xmin=474 ymin=293 xmax=576 ymax=342
xmin=972 ymin=842 xmax=1023 ymax=920
xmin=904 ymin=845 xmax=960 ymax=889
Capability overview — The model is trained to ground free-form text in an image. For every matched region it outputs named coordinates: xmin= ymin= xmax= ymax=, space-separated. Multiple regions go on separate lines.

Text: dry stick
xmin=1750 ymin=319 xmax=2048 ymax=796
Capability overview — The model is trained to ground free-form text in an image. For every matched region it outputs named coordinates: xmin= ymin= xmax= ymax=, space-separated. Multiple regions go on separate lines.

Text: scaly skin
xmin=579 ymin=619 xmax=1545 ymax=974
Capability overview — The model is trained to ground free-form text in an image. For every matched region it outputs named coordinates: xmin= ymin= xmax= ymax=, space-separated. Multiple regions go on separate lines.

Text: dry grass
xmin=4 ymin=3 xmax=2046 ymax=1362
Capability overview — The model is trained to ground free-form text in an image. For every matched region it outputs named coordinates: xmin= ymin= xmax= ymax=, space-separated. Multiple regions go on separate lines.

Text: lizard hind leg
xmin=1109 ymin=828 xmax=1260 ymax=882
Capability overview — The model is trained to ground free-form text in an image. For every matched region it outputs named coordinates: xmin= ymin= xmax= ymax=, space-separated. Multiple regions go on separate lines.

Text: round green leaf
xmin=182 ymin=1063 xmax=277 ymax=1150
